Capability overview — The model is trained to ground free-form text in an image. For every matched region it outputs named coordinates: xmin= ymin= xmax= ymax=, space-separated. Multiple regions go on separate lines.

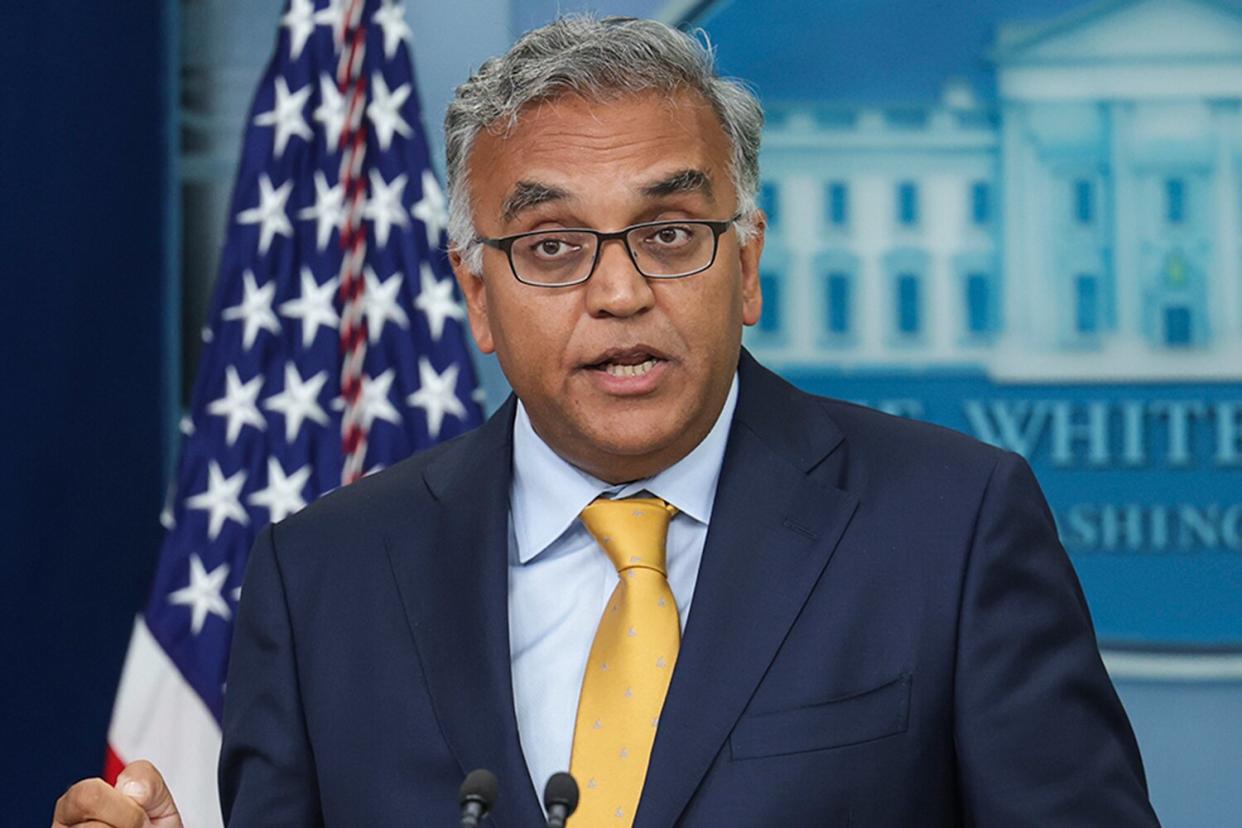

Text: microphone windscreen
xmin=459 ymin=768 xmax=500 ymax=810
xmin=543 ymin=771 xmax=580 ymax=814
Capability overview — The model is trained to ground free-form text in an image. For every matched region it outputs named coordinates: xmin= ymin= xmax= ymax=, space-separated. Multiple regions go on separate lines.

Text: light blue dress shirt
xmin=507 ymin=373 xmax=739 ymax=800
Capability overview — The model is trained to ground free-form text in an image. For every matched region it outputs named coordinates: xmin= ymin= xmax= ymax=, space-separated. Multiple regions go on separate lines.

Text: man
xmin=56 ymin=15 xmax=1160 ymax=827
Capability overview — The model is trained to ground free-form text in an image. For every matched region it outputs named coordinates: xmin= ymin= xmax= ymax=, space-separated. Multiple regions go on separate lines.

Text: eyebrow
xmin=500 ymin=181 xmax=569 ymax=224
xmin=498 ymin=168 xmax=716 ymax=225
xmin=640 ymin=168 xmax=715 ymax=201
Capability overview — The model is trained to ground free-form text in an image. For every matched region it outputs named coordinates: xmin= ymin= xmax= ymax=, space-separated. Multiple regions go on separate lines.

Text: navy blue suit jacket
xmin=220 ymin=351 xmax=1158 ymax=826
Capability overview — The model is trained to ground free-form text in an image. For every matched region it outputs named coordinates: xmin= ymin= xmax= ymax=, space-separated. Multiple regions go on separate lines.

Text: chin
xmin=581 ymin=414 xmax=685 ymax=460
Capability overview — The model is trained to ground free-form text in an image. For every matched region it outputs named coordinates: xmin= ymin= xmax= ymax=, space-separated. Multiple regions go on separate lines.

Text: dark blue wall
xmin=0 ymin=4 xmax=174 ymax=824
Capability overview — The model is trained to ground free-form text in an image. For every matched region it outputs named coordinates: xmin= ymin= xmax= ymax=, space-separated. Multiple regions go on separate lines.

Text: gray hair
xmin=444 ymin=15 xmax=764 ymax=274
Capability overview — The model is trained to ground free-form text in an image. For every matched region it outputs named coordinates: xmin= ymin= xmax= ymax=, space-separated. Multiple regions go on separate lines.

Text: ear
xmin=450 ymin=249 xmax=496 ymax=354
xmin=738 ymin=214 xmax=766 ymax=327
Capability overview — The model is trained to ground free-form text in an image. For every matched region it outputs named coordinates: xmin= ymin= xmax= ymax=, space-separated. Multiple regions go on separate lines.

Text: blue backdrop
xmin=1 ymin=4 xmax=176 ymax=824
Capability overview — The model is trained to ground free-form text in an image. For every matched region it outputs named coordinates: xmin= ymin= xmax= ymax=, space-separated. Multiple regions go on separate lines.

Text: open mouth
xmin=586 ymin=348 xmax=668 ymax=379
xmin=599 ymin=357 xmax=660 ymax=377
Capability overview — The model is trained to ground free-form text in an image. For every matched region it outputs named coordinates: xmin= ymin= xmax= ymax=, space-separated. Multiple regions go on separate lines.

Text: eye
xmin=645 ymin=224 xmax=694 ymax=247
xmin=525 ymin=236 xmax=581 ymax=260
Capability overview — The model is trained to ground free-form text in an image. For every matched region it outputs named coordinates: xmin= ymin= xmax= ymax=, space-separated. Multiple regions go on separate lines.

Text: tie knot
xmin=579 ymin=496 xmax=677 ymax=575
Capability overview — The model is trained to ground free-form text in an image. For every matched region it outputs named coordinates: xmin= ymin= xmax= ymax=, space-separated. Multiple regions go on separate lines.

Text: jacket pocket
xmin=730 ymin=673 xmax=911 ymax=760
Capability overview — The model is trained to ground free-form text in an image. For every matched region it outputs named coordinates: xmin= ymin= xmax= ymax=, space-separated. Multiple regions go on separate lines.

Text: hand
xmin=52 ymin=760 xmax=182 ymax=828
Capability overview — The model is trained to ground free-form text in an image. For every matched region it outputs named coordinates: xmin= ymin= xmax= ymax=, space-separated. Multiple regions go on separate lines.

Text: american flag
xmin=104 ymin=1 xmax=483 ymax=822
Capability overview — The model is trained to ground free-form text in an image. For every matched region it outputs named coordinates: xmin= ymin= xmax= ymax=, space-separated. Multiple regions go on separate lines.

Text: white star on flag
xmin=364 ymin=266 xmax=410 ymax=343
xmin=222 ymin=270 xmax=282 ymax=349
xmin=280 ymin=0 xmax=316 ymax=60
xmin=168 ymin=554 xmax=232 ymax=635
xmin=414 ymin=263 xmax=464 ymax=340
xmin=364 ymin=169 xmax=410 ymax=247
xmin=313 ymin=73 xmax=347 ymax=153
xmin=207 ymin=366 xmax=266 ymax=446
xmin=247 ymin=457 xmax=311 ymax=523
xmin=410 ymin=169 xmax=447 ymax=246
xmin=236 ymin=173 xmax=294 ymax=254
xmin=253 ymin=76 xmax=313 ymax=158
xmin=313 ymin=0 xmax=347 ymax=42
xmin=408 ymin=358 xmax=467 ymax=439
xmin=373 ymin=0 xmax=412 ymax=59
xmin=298 ymin=171 xmax=345 ymax=250
xmin=279 ymin=267 xmax=339 ymax=347
xmin=366 ymin=73 xmax=412 ymax=150
xmin=334 ymin=368 xmax=403 ymax=431
xmin=185 ymin=461 xmax=249 ymax=540
xmin=264 ymin=362 xmax=330 ymax=442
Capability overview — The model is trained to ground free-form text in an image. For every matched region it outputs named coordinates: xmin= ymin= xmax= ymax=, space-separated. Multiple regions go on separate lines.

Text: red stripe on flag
xmin=103 ymin=744 xmax=126 ymax=784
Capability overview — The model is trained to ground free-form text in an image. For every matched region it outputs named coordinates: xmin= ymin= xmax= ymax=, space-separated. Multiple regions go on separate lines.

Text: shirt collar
xmin=510 ymin=372 xmax=739 ymax=564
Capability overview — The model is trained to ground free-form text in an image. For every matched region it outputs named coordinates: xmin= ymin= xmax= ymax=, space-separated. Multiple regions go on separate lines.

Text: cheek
xmin=669 ymin=274 xmax=744 ymax=348
xmin=486 ymin=289 xmax=578 ymax=385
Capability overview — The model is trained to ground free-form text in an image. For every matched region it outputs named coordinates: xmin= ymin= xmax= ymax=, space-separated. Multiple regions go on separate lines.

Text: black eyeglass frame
xmin=476 ymin=214 xmax=742 ymax=287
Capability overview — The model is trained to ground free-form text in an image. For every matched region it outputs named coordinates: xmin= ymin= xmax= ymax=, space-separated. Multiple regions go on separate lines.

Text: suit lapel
xmin=636 ymin=353 xmax=860 ymax=827
xmin=385 ymin=397 xmax=546 ymax=827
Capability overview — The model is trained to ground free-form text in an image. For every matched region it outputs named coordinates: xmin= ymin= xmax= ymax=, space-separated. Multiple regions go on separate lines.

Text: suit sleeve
xmin=953 ymin=451 xmax=1160 ymax=826
xmin=218 ymin=524 xmax=324 ymax=826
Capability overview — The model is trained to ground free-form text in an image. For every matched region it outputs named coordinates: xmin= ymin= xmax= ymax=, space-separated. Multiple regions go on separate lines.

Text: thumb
xmin=116 ymin=760 xmax=182 ymax=825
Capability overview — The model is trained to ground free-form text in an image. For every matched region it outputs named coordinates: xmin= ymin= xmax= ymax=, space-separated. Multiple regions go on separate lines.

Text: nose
xmin=584 ymin=236 xmax=655 ymax=318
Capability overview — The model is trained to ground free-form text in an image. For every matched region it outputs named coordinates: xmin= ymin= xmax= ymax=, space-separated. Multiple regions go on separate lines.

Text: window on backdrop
xmin=971 ymin=181 xmax=990 ymax=226
xmin=1075 ymin=273 xmax=1099 ymax=335
xmin=827 ymin=181 xmax=849 ymax=228
xmin=896 ymin=272 xmax=921 ymax=335
xmin=965 ymin=272 xmax=992 ymax=336
xmin=897 ymin=181 xmax=919 ymax=226
xmin=1166 ymin=178 xmax=1186 ymax=225
xmin=826 ymin=271 xmax=851 ymax=335
xmin=1073 ymin=178 xmax=1094 ymax=225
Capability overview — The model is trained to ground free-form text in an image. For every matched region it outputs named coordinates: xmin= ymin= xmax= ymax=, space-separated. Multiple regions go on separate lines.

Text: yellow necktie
xmin=570 ymin=496 xmax=680 ymax=825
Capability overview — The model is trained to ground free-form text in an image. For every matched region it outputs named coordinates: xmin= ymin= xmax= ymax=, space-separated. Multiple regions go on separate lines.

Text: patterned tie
xmin=570 ymin=496 xmax=680 ymax=826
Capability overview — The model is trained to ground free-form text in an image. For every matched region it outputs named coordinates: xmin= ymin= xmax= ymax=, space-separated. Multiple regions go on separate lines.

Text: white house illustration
xmin=742 ymin=0 xmax=1242 ymax=380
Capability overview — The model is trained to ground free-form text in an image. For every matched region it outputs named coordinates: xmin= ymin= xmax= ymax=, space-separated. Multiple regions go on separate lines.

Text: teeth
xmin=604 ymin=358 xmax=658 ymax=377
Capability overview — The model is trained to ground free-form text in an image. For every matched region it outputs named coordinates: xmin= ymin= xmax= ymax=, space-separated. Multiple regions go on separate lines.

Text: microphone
xmin=458 ymin=768 xmax=499 ymax=828
xmin=543 ymin=771 xmax=579 ymax=828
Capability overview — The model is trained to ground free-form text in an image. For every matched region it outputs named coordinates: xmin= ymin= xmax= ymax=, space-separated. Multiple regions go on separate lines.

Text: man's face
xmin=451 ymin=90 xmax=764 ymax=483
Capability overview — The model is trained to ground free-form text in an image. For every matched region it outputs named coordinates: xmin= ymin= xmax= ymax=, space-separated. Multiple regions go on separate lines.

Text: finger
xmin=53 ymin=778 xmax=147 ymax=828
xmin=115 ymin=760 xmax=179 ymax=822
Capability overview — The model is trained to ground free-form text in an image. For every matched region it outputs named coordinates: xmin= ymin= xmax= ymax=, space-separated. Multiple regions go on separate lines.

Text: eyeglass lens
xmin=510 ymin=222 xmax=717 ymax=285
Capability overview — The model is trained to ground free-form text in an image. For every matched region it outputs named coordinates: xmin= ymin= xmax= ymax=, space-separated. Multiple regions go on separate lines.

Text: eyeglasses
xmin=476 ymin=215 xmax=741 ymax=287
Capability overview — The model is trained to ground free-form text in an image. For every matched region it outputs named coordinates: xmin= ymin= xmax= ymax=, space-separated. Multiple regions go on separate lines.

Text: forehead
xmin=466 ymin=90 xmax=734 ymax=217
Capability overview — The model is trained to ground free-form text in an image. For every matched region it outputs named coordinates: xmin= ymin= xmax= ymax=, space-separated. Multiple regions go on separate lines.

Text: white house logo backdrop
xmin=696 ymin=0 xmax=1242 ymax=653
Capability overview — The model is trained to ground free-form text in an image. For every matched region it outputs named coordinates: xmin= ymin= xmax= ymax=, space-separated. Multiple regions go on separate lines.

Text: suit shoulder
xmin=803 ymin=393 xmax=1010 ymax=498
xmin=274 ymin=426 xmax=477 ymax=542
xmin=793 ymin=393 xmax=1031 ymax=546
